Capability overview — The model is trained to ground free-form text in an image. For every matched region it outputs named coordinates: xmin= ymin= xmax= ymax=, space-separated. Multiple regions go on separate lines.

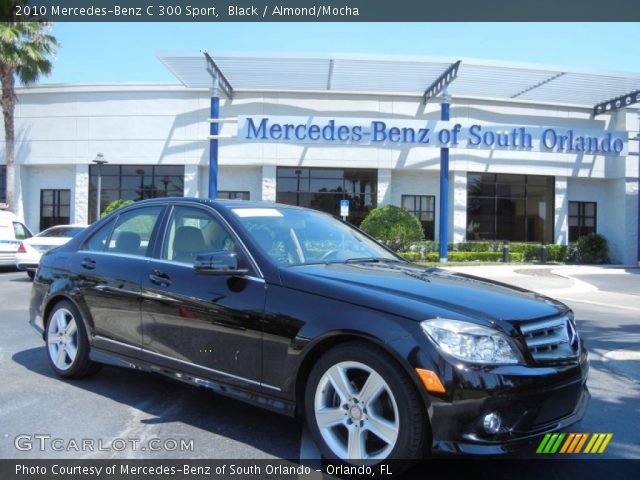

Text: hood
xmin=280 ymin=262 xmax=567 ymax=325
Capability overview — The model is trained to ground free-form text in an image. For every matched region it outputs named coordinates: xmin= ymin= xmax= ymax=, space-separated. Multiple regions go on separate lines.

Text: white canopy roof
xmin=158 ymin=53 xmax=640 ymax=107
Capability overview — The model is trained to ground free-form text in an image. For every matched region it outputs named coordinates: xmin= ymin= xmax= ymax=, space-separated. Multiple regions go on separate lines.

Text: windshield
xmin=232 ymin=207 xmax=401 ymax=267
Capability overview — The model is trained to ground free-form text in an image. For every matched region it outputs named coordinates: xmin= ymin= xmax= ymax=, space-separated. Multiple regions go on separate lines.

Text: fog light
xmin=483 ymin=412 xmax=501 ymax=434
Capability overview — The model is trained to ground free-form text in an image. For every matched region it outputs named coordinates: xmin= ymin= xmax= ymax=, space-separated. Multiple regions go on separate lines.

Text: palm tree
xmin=1 ymin=3 xmax=58 ymax=212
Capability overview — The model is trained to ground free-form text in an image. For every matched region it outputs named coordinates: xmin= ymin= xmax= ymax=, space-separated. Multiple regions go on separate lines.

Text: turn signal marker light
xmin=416 ymin=368 xmax=446 ymax=393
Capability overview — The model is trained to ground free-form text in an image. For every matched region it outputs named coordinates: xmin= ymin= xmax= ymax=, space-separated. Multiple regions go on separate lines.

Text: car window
xmin=161 ymin=206 xmax=236 ymax=265
xmin=84 ymin=218 xmax=116 ymax=252
xmin=13 ymin=222 xmax=32 ymax=240
xmin=107 ymin=207 xmax=163 ymax=257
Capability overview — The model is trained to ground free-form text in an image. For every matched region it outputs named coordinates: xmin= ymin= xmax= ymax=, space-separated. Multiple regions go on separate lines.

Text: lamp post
xmin=136 ymin=169 xmax=145 ymax=200
xmin=91 ymin=153 xmax=108 ymax=222
xmin=295 ymin=169 xmax=302 ymax=205
xmin=161 ymin=175 xmax=170 ymax=197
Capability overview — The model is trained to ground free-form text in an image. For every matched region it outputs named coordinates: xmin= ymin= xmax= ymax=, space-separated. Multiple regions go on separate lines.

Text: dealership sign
xmin=238 ymin=116 xmax=628 ymax=155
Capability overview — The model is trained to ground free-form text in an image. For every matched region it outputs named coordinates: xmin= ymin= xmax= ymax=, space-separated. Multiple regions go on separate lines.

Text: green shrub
xmin=421 ymin=251 xmax=524 ymax=262
xmin=409 ymin=240 xmax=438 ymax=253
xmin=102 ymin=199 xmax=134 ymax=217
xmin=547 ymin=244 xmax=569 ymax=263
xmin=360 ymin=205 xmax=424 ymax=251
xmin=398 ymin=251 xmax=421 ymax=262
xmin=571 ymin=233 xmax=609 ymax=264
xmin=452 ymin=242 xmax=501 ymax=252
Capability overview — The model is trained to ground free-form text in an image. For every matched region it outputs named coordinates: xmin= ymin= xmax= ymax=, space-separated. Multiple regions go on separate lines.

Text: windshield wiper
xmin=344 ymin=257 xmax=403 ymax=264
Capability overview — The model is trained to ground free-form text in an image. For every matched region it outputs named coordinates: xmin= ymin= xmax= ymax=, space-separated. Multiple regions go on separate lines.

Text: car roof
xmin=134 ymin=197 xmax=308 ymax=212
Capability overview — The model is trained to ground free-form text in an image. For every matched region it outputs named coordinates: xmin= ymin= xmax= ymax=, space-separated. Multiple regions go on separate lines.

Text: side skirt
xmin=89 ymin=347 xmax=296 ymax=417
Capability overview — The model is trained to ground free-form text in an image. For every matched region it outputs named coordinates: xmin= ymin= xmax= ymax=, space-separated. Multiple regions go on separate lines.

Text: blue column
xmin=208 ymin=87 xmax=220 ymax=199
xmin=438 ymin=92 xmax=451 ymax=262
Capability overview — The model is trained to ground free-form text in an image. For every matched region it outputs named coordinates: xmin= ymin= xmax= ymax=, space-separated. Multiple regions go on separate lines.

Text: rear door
xmin=140 ymin=204 xmax=266 ymax=390
xmin=71 ymin=206 xmax=164 ymax=355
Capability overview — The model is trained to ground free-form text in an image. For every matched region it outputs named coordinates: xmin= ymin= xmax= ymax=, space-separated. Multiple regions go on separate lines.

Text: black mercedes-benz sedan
xmin=29 ymin=197 xmax=589 ymax=462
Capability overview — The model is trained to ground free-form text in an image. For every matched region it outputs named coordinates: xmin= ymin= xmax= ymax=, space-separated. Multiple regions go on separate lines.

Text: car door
xmin=140 ymin=204 xmax=266 ymax=390
xmin=71 ymin=205 xmax=164 ymax=355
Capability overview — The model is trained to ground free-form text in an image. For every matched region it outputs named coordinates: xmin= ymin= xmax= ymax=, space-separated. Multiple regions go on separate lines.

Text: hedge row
xmin=398 ymin=251 xmax=524 ymax=263
xmin=407 ymin=241 xmax=569 ymax=262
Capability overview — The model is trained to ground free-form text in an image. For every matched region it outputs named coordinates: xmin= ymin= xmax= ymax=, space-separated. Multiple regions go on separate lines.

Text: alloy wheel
xmin=47 ymin=308 xmax=78 ymax=371
xmin=314 ymin=360 xmax=400 ymax=460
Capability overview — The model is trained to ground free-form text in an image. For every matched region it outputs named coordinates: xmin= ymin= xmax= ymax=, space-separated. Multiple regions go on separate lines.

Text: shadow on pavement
xmin=12 ymin=346 xmax=301 ymax=459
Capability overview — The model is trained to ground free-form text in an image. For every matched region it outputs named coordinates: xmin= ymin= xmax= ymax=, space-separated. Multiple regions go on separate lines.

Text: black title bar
xmin=5 ymin=0 xmax=640 ymax=22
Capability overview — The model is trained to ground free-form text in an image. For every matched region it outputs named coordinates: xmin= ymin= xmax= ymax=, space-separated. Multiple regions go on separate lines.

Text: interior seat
xmin=173 ymin=226 xmax=206 ymax=263
xmin=114 ymin=232 xmax=141 ymax=255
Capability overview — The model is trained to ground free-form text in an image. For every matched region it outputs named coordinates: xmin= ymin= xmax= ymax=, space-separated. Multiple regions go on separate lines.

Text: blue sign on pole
xmin=340 ymin=199 xmax=349 ymax=218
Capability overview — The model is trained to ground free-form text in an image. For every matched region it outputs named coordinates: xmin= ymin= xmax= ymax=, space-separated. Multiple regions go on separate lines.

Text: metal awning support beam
xmin=203 ymin=51 xmax=234 ymax=99
xmin=423 ymin=60 xmax=461 ymax=104
xmin=421 ymin=61 xmax=461 ymax=263
xmin=593 ymin=89 xmax=640 ymax=116
xmin=593 ymin=89 xmax=640 ymax=266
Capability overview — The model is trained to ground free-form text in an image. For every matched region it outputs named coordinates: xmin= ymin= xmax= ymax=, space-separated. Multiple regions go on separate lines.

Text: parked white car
xmin=0 ymin=210 xmax=33 ymax=267
xmin=16 ymin=224 xmax=87 ymax=279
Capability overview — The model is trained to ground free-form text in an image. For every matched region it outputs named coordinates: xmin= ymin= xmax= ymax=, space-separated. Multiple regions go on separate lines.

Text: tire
xmin=27 ymin=270 xmax=35 ymax=280
xmin=304 ymin=341 xmax=428 ymax=464
xmin=45 ymin=300 xmax=101 ymax=379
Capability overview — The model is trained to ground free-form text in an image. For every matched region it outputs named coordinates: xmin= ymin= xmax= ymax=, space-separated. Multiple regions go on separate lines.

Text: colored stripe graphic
xmin=574 ymin=433 xmax=589 ymax=453
xmin=536 ymin=434 xmax=552 ymax=453
xmin=560 ymin=433 xmax=575 ymax=453
xmin=597 ymin=434 xmax=613 ymax=453
xmin=550 ymin=433 xmax=565 ymax=453
xmin=537 ymin=433 xmax=612 ymax=454
xmin=584 ymin=434 xmax=599 ymax=453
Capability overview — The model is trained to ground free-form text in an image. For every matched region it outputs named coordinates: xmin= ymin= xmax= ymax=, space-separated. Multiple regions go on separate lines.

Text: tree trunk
xmin=1 ymin=65 xmax=17 ymax=213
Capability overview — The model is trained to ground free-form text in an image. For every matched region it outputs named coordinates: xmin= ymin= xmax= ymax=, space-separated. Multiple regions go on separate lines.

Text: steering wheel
xmin=321 ymin=249 xmax=341 ymax=261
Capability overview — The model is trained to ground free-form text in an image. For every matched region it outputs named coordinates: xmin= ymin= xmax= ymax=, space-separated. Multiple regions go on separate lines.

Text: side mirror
xmin=193 ymin=251 xmax=249 ymax=276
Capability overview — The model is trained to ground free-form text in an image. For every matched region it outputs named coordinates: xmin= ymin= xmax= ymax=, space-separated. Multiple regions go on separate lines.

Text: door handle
xmin=81 ymin=257 xmax=96 ymax=270
xmin=149 ymin=270 xmax=171 ymax=287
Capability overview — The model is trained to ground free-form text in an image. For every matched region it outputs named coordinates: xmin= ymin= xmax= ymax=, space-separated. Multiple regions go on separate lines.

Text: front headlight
xmin=421 ymin=318 xmax=520 ymax=364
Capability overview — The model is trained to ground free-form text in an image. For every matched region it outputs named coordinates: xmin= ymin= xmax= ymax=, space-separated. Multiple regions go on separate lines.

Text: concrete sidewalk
xmin=442 ymin=264 xmax=640 ymax=312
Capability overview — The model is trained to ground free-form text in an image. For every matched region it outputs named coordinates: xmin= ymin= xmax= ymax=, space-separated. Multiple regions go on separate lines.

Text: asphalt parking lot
xmin=0 ymin=265 xmax=639 ymax=461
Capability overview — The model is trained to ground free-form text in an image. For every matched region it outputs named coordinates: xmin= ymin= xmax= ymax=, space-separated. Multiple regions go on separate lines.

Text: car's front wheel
xmin=304 ymin=342 xmax=428 ymax=463
xmin=45 ymin=300 xmax=101 ymax=378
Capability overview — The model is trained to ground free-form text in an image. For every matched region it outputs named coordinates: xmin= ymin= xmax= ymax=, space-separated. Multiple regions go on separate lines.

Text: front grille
xmin=520 ymin=316 xmax=579 ymax=362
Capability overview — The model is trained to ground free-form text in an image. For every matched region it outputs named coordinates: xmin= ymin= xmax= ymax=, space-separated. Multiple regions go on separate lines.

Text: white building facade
xmin=1 ymin=55 xmax=639 ymax=264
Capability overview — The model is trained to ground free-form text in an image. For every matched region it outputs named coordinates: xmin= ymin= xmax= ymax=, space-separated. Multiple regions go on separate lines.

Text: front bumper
xmin=428 ymin=345 xmax=589 ymax=455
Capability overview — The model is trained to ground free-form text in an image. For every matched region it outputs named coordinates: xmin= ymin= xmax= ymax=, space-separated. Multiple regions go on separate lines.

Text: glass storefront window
xmin=402 ymin=195 xmax=435 ymax=240
xmin=276 ymin=167 xmax=377 ymax=226
xmin=218 ymin=191 xmax=250 ymax=200
xmin=467 ymin=173 xmax=554 ymax=243
xmin=89 ymin=165 xmax=184 ymax=223
xmin=568 ymin=201 xmax=597 ymax=242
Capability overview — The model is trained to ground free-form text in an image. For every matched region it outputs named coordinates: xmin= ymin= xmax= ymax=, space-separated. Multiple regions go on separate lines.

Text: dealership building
xmin=1 ymin=54 xmax=639 ymax=264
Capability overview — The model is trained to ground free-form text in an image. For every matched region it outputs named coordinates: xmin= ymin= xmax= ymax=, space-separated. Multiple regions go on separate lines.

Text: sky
xmin=43 ymin=22 xmax=640 ymax=84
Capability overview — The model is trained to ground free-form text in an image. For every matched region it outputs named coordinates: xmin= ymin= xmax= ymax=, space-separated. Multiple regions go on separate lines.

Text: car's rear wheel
xmin=45 ymin=300 xmax=101 ymax=378
xmin=27 ymin=270 xmax=35 ymax=280
xmin=304 ymin=342 xmax=428 ymax=464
